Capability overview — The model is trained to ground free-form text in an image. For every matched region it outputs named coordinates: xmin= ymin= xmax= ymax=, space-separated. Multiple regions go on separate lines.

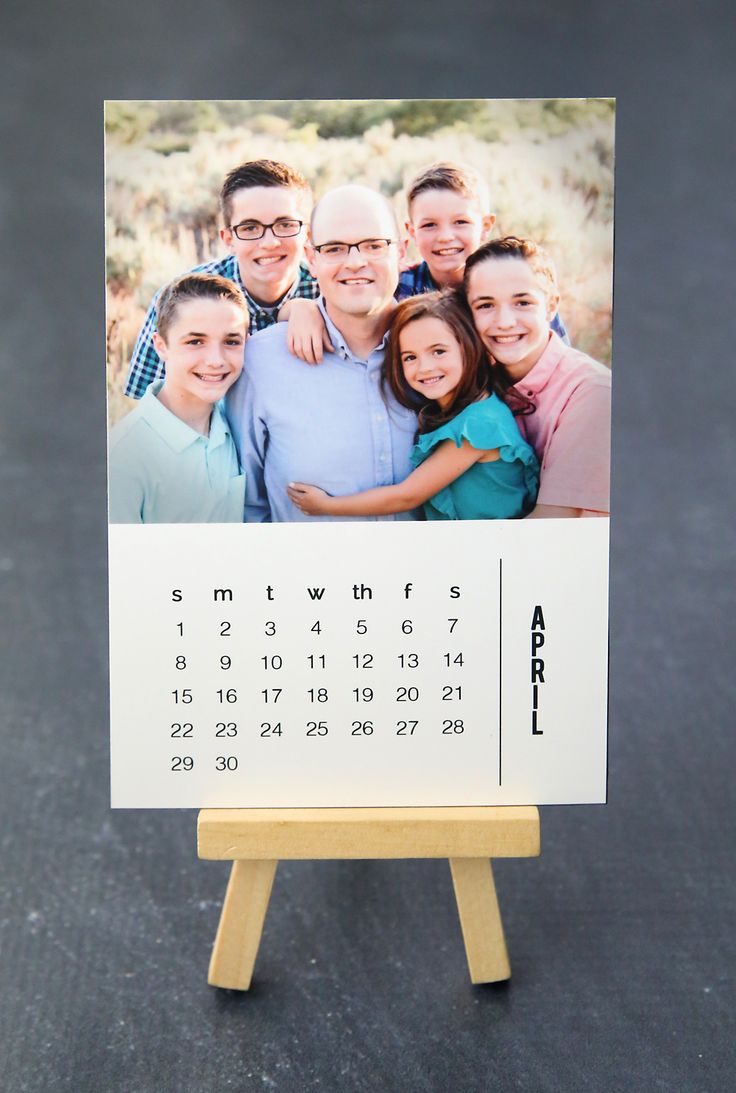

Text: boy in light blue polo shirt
xmin=109 ymin=274 xmax=247 ymax=523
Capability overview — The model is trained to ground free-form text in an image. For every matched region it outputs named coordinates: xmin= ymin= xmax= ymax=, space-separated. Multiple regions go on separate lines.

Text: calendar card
xmin=106 ymin=98 xmax=614 ymax=808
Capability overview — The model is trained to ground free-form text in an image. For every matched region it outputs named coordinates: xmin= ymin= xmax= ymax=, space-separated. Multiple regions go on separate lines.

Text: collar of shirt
xmin=139 ymin=380 xmax=231 ymax=454
xmin=225 ymin=257 xmax=311 ymax=326
xmin=512 ymin=330 xmax=565 ymax=400
xmin=317 ymin=297 xmax=391 ymax=364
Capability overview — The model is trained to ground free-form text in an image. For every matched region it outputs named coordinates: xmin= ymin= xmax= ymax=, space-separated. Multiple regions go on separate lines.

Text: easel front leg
xmin=208 ymin=859 xmax=278 ymax=990
xmin=449 ymin=858 xmax=511 ymax=984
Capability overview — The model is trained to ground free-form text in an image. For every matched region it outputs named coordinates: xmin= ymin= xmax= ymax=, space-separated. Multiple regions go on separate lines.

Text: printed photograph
xmin=105 ymin=98 xmax=614 ymax=524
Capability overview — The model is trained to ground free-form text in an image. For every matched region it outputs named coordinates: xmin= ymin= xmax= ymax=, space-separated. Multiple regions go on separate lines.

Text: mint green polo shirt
xmin=108 ymin=380 xmax=245 ymax=523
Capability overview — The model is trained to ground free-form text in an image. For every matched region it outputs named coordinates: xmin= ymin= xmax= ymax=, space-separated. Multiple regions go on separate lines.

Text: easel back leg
xmin=449 ymin=858 xmax=511 ymax=984
xmin=208 ymin=859 xmax=278 ymax=990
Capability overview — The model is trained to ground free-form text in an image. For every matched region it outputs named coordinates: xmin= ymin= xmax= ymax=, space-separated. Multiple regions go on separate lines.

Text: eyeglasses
xmin=311 ymin=239 xmax=398 ymax=261
xmin=230 ymin=219 xmax=304 ymax=241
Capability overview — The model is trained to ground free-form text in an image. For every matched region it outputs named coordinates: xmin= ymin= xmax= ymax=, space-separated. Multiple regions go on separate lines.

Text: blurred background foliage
xmin=106 ymin=99 xmax=614 ymax=424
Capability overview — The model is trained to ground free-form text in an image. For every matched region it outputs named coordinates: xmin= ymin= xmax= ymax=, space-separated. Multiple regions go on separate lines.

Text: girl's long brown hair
xmin=383 ymin=290 xmax=499 ymax=434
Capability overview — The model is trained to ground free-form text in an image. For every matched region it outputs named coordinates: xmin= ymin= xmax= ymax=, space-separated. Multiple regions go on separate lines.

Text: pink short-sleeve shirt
xmin=513 ymin=332 xmax=611 ymax=514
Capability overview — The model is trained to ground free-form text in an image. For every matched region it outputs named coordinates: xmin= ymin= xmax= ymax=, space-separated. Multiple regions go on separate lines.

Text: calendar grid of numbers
xmin=109 ymin=519 xmax=609 ymax=807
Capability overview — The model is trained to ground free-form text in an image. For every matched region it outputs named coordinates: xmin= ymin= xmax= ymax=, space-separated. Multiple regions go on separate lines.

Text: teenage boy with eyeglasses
xmin=226 ymin=184 xmax=418 ymax=523
xmin=124 ymin=159 xmax=318 ymax=399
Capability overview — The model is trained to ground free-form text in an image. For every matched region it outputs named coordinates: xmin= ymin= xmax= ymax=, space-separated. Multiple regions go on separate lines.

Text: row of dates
xmin=170 ymin=650 xmax=466 ymax=672
xmin=172 ymin=683 xmax=464 ymax=705
xmin=169 ymin=715 xmax=468 ymax=775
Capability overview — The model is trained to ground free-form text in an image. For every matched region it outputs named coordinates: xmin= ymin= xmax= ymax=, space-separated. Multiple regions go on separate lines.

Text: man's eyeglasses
xmin=230 ymin=219 xmax=304 ymax=241
xmin=312 ymin=239 xmax=397 ymax=261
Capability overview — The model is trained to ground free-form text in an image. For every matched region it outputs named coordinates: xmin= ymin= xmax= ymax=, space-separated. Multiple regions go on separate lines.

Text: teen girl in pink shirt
xmin=464 ymin=237 xmax=611 ymax=517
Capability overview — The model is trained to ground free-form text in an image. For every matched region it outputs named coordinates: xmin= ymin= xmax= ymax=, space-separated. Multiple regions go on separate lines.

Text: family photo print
xmin=105 ymin=98 xmax=614 ymax=808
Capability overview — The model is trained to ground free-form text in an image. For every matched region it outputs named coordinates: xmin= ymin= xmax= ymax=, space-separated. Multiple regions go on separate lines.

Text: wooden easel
xmin=197 ymin=806 xmax=540 ymax=989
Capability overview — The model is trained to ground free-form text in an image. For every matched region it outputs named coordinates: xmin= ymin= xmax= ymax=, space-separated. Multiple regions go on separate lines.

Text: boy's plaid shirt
xmin=396 ymin=260 xmax=437 ymax=300
xmin=124 ymin=257 xmax=319 ymax=399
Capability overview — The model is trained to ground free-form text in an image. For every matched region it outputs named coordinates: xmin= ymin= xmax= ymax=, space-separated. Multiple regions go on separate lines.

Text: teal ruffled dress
xmin=411 ymin=396 xmax=539 ymax=520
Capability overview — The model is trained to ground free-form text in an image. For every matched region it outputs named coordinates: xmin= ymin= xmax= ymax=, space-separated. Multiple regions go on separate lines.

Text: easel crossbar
xmin=198 ymin=806 xmax=540 ymax=860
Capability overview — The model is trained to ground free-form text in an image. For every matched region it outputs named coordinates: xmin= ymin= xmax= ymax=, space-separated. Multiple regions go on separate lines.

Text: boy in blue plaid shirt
xmin=124 ymin=159 xmax=319 ymax=399
xmin=396 ymin=162 xmax=495 ymax=300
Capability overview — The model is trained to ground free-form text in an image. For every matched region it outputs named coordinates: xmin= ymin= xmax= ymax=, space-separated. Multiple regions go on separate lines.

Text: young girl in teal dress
xmin=287 ymin=291 xmax=538 ymax=521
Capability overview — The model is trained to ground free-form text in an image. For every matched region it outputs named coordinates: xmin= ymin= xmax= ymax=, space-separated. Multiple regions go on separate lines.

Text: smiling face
xmin=408 ymin=189 xmax=494 ymax=287
xmin=307 ymin=187 xmax=404 ymax=325
xmin=153 ymin=297 xmax=246 ymax=409
xmin=466 ymin=256 xmax=559 ymax=381
xmin=399 ymin=315 xmax=466 ymax=411
xmin=220 ymin=185 xmax=308 ymax=306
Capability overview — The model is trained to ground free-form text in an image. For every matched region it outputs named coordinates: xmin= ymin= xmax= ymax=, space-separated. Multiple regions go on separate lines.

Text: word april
xmin=531 ymin=605 xmax=546 ymax=736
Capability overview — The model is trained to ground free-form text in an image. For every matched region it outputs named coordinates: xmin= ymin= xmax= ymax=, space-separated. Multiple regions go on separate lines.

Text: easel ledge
xmin=198 ymin=806 xmax=540 ymax=989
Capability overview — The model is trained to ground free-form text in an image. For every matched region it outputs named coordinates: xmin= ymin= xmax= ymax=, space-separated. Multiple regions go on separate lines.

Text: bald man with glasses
xmin=226 ymin=184 xmax=420 ymax=523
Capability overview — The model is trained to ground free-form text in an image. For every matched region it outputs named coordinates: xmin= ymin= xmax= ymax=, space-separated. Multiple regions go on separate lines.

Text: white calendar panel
xmin=109 ymin=519 xmax=609 ymax=807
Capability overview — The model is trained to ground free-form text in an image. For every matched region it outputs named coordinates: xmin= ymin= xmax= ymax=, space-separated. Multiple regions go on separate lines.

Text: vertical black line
xmin=498 ymin=556 xmax=503 ymax=786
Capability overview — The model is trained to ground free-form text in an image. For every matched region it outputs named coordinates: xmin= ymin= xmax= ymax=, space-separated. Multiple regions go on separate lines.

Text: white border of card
xmin=109 ymin=519 xmax=609 ymax=807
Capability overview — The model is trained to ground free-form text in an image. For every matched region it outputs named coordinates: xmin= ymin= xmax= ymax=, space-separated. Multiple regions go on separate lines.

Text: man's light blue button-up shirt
xmin=108 ymin=380 xmax=245 ymax=523
xmin=226 ymin=302 xmax=419 ymax=522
